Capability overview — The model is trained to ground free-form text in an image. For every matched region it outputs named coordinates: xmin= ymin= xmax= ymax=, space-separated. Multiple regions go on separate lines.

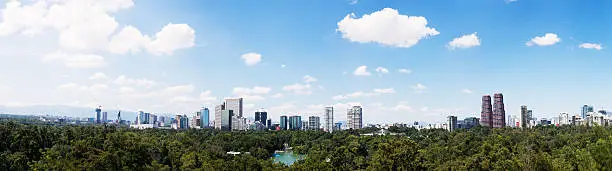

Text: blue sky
xmin=0 ymin=0 xmax=611 ymax=124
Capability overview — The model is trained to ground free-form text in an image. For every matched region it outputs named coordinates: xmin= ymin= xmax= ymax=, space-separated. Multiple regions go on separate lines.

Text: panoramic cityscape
xmin=2 ymin=0 xmax=612 ymax=170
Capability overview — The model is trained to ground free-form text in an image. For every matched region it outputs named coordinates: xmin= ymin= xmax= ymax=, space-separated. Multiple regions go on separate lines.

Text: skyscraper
xmin=201 ymin=107 xmax=210 ymax=128
xmin=225 ymin=98 xmax=243 ymax=118
xmin=95 ymin=106 xmax=102 ymax=124
xmin=521 ymin=105 xmax=529 ymax=128
xmin=480 ymin=95 xmax=493 ymax=127
xmin=255 ymin=110 xmax=268 ymax=126
xmin=492 ymin=93 xmax=506 ymax=128
xmin=214 ymin=104 xmax=225 ymax=129
xmin=102 ymin=111 xmax=107 ymax=123
xmin=582 ymin=105 xmax=594 ymax=119
xmin=347 ymin=106 xmax=363 ymax=129
xmin=308 ymin=116 xmax=320 ymax=130
xmin=324 ymin=106 xmax=334 ymax=132
xmin=280 ymin=115 xmax=288 ymax=130
xmin=448 ymin=116 xmax=458 ymax=132
xmin=288 ymin=116 xmax=302 ymax=130
xmin=221 ymin=110 xmax=233 ymax=131
xmin=266 ymin=119 xmax=272 ymax=130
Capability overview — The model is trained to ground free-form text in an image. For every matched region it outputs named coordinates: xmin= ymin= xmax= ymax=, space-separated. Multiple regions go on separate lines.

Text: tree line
xmin=0 ymin=121 xmax=611 ymax=170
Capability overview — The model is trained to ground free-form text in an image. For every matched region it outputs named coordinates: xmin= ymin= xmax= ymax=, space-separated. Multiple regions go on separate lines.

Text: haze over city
xmin=0 ymin=0 xmax=611 ymax=124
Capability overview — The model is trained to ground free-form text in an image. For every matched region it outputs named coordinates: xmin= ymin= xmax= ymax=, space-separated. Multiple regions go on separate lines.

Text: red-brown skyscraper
xmin=480 ymin=95 xmax=493 ymax=127
xmin=492 ymin=93 xmax=506 ymax=128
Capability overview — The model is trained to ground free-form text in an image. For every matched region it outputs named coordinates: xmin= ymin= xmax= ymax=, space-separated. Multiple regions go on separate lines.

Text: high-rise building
xmin=116 ymin=110 xmax=121 ymax=124
xmin=521 ymin=105 xmax=529 ymax=128
xmin=201 ymin=107 xmax=210 ymax=128
xmin=180 ymin=114 xmax=189 ymax=129
xmin=280 ymin=115 xmax=288 ymax=130
xmin=346 ymin=106 xmax=363 ymax=129
xmin=448 ymin=116 xmax=458 ymax=132
xmin=95 ymin=106 xmax=102 ymax=124
xmin=255 ymin=110 xmax=268 ymax=126
xmin=225 ymin=98 xmax=243 ymax=118
xmin=266 ymin=119 xmax=272 ymax=129
xmin=302 ymin=121 xmax=309 ymax=130
xmin=221 ymin=110 xmax=233 ymax=131
xmin=480 ymin=95 xmax=493 ymax=127
xmin=288 ymin=116 xmax=302 ymax=130
xmin=102 ymin=111 xmax=107 ymax=123
xmin=308 ymin=116 xmax=320 ymax=130
xmin=582 ymin=105 xmax=594 ymax=119
xmin=324 ymin=107 xmax=334 ymax=132
xmin=463 ymin=117 xmax=479 ymax=129
xmin=334 ymin=122 xmax=342 ymax=131
xmin=214 ymin=104 xmax=225 ymax=129
xmin=492 ymin=93 xmax=506 ymax=128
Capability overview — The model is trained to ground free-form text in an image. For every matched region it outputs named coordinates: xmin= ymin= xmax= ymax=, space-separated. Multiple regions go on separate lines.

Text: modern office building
xmin=302 ymin=121 xmax=309 ymax=130
xmin=267 ymin=119 xmax=272 ymax=129
xmin=347 ymin=106 xmax=363 ymax=129
xmin=225 ymin=98 xmax=244 ymax=118
xmin=255 ymin=110 xmax=268 ymax=126
xmin=582 ymin=105 xmax=594 ymax=119
xmin=521 ymin=105 xmax=529 ymax=128
xmin=308 ymin=116 xmax=320 ymax=130
xmin=95 ymin=106 xmax=102 ymax=124
xmin=334 ymin=122 xmax=342 ymax=131
xmin=463 ymin=117 xmax=480 ymax=129
xmin=221 ymin=110 xmax=233 ymax=131
xmin=480 ymin=95 xmax=493 ymax=127
xmin=448 ymin=116 xmax=458 ymax=132
xmin=492 ymin=93 xmax=506 ymax=128
xmin=324 ymin=106 xmax=334 ymax=132
xmin=201 ymin=107 xmax=210 ymax=128
xmin=288 ymin=116 xmax=302 ymax=130
xmin=102 ymin=111 xmax=107 ymax=123
xmin=280 ymin=115 xmax=288 ymax=130
xmin=214 ymin=104 xmax=225 ymax=129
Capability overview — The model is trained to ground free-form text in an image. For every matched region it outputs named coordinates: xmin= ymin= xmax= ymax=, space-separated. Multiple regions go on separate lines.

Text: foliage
xmin=0 ymin=121 xmax=611 ymax=170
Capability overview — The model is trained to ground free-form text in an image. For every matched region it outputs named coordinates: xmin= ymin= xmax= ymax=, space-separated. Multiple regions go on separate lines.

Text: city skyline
xmin=2 ymin=0 xmax=612 ymax=124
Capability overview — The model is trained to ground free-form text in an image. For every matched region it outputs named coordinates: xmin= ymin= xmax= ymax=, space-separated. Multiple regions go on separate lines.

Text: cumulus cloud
xmin=526 ymin=33 xmax=560 ymax=46
xmin=303 ymin=75 xmax=318 ymax=83
xmin=333 ymin=88 xmax=395 ymax=100
xmin=579 ymin=43 xmax=603 ymax=50
xmin=375 ymin=67 xmax=389 ymax=75
xmin=447 ymin=32 xmax=481 ymax=50
xmin=461 ymin=89 xmax=473 ymax=94
xmin=241 ymin=52 xmax=262 ymax=66
xmin=337 ymin=8 xmax=439 ymax=48
xmin=232 ymin=86 xmax=271 ymax=101
xmin=113 ymin=75 xmax=156 ymax=88
xmin=271 ymin=93 xmax=284 ymax=98
xmin=282 ymin=83 xmax=312 ymax=95
xmin=353 ymin=65 xmax=371 ymax=76
xmin=43 ymin=51 xmax=107 ymax=68
xmin=411 ymin=83 xmax=427 ymax=93
xmin=398 ymin=69 xmax=412 ymax=74
xmin=89 ymin=72 xmax=109 ymax=81
xmin=146 ymin=23 xmax=196 ymax=55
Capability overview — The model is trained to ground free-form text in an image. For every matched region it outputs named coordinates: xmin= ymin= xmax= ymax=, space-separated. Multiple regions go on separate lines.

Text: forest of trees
xmin=0 ymin=121 xmax=611 ymax=170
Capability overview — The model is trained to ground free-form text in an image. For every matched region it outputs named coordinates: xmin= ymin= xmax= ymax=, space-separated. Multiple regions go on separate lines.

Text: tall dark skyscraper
xmin=255 ymin=110 xmax=267 ymax=126
xmin=492 ymin=93 xmax=506 ymax=128
xmin=280 ymin=115 xmax=288 ymax=130
xmin=95 ymin=106 xmax=102 ymax=124
xmin=480 ymin=95 xmax=493 ymax=127
xmin=521 ymin=105 xmax=528 ymax=128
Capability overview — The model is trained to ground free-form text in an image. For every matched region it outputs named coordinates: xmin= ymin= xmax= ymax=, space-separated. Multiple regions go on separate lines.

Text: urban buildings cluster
xmin=126 ymin=97 xmax=364 ymax=131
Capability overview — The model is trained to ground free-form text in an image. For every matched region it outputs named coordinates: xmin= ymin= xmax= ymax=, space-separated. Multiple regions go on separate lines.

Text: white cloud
xmin=337 ymin=8 xmax=439 ymax=48
xmin=526 ymin=33 xmax=561 ymax=46
xmin=271 ymin=93 xmax=284 ymax=98
xmin=353 ymin=65 xmax=371 ymax=76
xmin=281 ymin=64 xmax=286 ymax=68
xmin=505 ymin=0 xmax=518 ymax=3
xmin=43 ymin=51 xmax=107 ymax=68
xmin=146 ymin=23 xmax=196 ymax=55
xmin=118 ymin=86 xmax=135 ymax=94
xmin=349 ymin=0 xmax=359 ymax=5
xmin=579 ymin=43 xmax=603 ymax=50
xmin=393 ymin=104 xmax=413 ymax=112
xmin=232 ymin=86 xmax=271 ymax=101
xmin=447 ymin=32 xmax=480 ymax=50
xmin=108 ymin=25 xmax=150 ymax=54
xmin=411 ymin=83 xmax=427 ymax=93
xmin=163 ymin=84 xmax=194 ymax=95
xmin=303 ymin=75 xmax=318 ymax=83
xmin=89 ymin=72 xmax=109 ymax=81
xmin=461 ymin=89 xmax=473 ymax=94
xmin=375 ymin=67 xmax=389 ymax=74
xmin=241 ymin=52 xmax=262 ymax=66
xmin=282 ymin=83 xmax=312 ymax=95
xmin=398 ymin=69 xmax=412 ymax=74
xmin=333 ymin=88 xmax=395 ymax=100
xmin=113 ymin=75 xmax=156 ymax=88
